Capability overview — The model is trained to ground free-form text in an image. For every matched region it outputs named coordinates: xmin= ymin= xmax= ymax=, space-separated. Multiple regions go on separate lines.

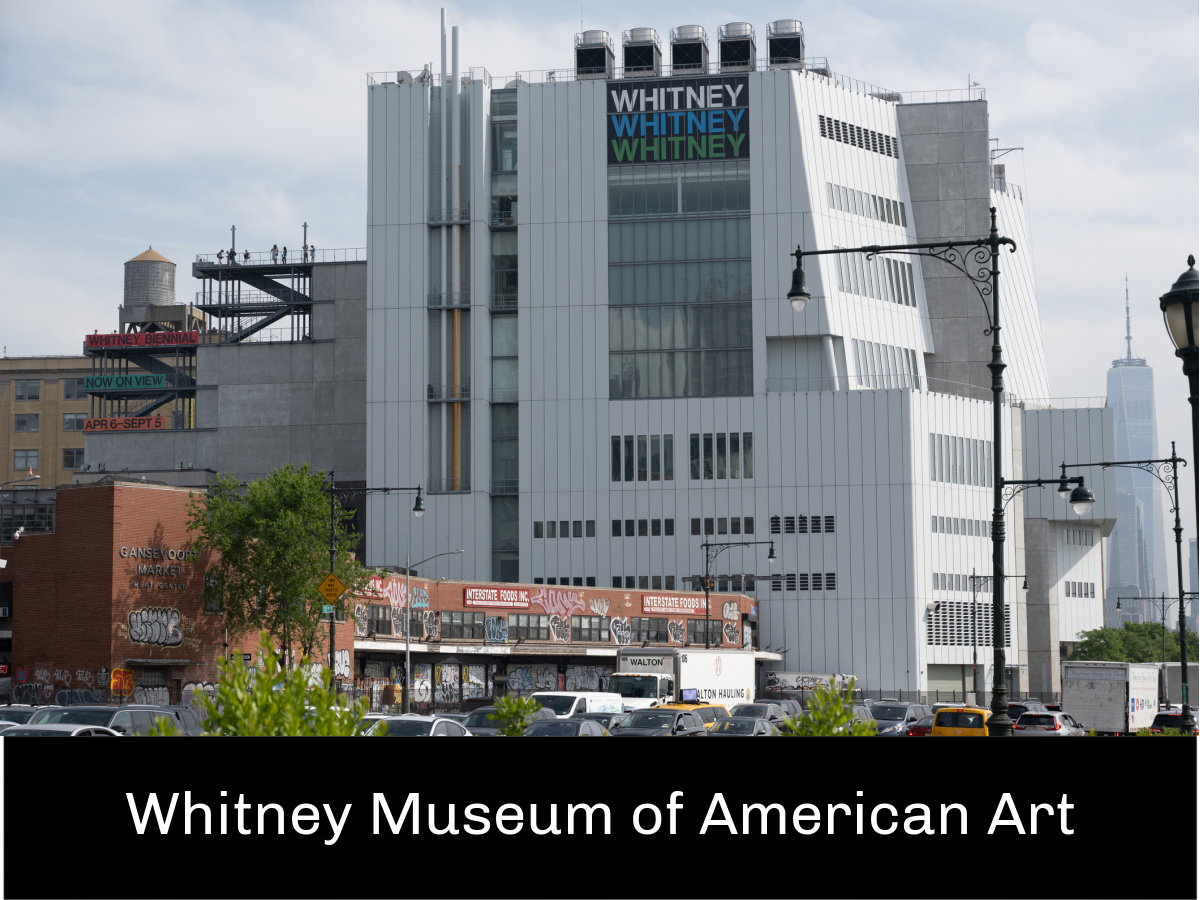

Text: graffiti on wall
xmin=358 ymin=575 xmax=430 ymax=611
xmin=464 ymin=664 xmax=486 ymax=700
xmin=485 ymin=616 xmax=508 ymax=643
xmin=507 ymin=662 xmax=558 ymax=694
xmin=13 ymin=684 xmax=50 ymax=703
xmin=723 ymin=622 xmax=740 ymax=645
xmin=354 ymin=605 xmax=368 ymax=637
xmin=530 ymin=588 xmax=586 ymax=618
xmin=410 ymin=663 xmax=432 ymax=703
xmin=134 ymin=685 xmax=171 ymax=706
xmin=110 ymin=668 xmax=135 ymax=697
xmin=548 ymin=615 xmax=571 ymax=642
xmin=610 ymin=617 xmax=631 ymax=645
xmin=422 ymin=611 xmax=441 ymax=641
xmin=334 ymin=649 xmax=351 ymax=679
xmin=667 ymin=619 xmax=687 ymax=644
xmin=435 ymin=664 xmax=460 ymax=704
xmin=722 ymin=601 xmax=739 ymax=621
xmin=127 ymin=607 xmax=184 ymax=646
xmin=564 ymin=664 xmax=613 ymax=691
xmin=589 ymin=597 xmax=610 ymax=617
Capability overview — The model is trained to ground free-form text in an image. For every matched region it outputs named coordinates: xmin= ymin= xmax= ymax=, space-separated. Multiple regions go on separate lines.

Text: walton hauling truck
xmin=1061 ymin=661 xmax=1160 ymax=734
xmin=612 ymin=647 xmax=756 ymax=710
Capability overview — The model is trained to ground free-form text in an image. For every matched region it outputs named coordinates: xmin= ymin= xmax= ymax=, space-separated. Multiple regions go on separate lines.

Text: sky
xmin=1 ymin=0 xmax=1197 ymax=583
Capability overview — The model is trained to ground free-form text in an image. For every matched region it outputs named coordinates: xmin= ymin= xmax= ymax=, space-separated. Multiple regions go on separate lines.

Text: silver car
xmin=1012 ymin=711 xmax=1086 ymax=736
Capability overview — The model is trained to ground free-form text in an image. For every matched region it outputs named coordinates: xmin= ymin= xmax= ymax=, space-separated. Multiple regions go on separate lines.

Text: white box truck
xmin=612 ymin=647 xmax=756 ymax=710
xmin=1061 ymin=661 xmax=1160 ymax=734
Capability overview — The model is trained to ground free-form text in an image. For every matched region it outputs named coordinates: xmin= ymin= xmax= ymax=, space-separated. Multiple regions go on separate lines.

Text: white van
xmin=529 ymin=691 xmax=624 ymax=718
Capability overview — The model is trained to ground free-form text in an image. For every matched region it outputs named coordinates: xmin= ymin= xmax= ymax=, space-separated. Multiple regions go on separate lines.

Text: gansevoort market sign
xmin=607 ymin=75 xmax=749 ymax=165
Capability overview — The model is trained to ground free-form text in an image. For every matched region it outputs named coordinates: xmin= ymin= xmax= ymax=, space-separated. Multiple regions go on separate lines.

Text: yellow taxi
xmin=653 ymin=702 xmax=731 ymax=730
xmin=931 ymin=706 xmax=991 ymax=737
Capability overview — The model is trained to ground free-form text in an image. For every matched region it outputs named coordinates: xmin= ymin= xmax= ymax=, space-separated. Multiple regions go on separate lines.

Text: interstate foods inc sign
xmin=607 ymin=75 xmax=749 ymax=165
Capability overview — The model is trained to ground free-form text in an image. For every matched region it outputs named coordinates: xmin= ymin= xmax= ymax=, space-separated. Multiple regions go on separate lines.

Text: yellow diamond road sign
xmin=318 ymin=573 xmax=346 ymax=602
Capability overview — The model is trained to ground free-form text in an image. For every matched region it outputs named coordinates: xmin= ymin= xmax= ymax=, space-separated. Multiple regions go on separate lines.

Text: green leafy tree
xmin=153 ymin=633 xmax=372 ymax=736
xmin=488 ymin=695 xmax=544 ymax=736
xmin=188 ymin=464 xmax=375 ymax=665
xmin=1070 ymin=622 xmax=1198 ymax=665
xmin=776 ymin=678 xmax=877 ymax=736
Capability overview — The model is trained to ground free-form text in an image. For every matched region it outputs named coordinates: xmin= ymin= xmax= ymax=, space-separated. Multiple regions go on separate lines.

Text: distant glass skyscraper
xmin=1105 ymin=279 xmax=1169 ymax=625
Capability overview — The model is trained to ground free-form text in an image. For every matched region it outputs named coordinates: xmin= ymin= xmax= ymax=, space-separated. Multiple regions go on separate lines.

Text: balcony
xmin=427 ymin=477 xmax=471 ymax=494
xmin=489 ymin=479 xmax=519 ymax=495
xmin=427 ymin=291 xmax=471 ymax=309
xmin=427 ymin=383 xmax=471 ymax=401
xmin=428 ymin=206 xmax=472 ymax=225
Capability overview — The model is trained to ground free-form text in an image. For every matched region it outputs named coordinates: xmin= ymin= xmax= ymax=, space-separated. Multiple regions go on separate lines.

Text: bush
xmin=487 ymin=695 xmax=544 ymax=736
xmin=152 ymin=633 xmax=372 ymax=736
xmin=776 ymin=678 xmax=876 ymax=737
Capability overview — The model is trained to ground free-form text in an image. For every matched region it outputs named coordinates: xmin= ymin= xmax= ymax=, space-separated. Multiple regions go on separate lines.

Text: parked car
xmin=727 ymin=703 xmax=785 ymax=723
xmin=435 ymin=712 xmax=470 ymax=725
xmin=844 ymin=705 xmax=878 ymax=733
xmin=907 ymin=714 xmax=935 ymax=737
xmin=523 ymin=718 xmax=608 ymax=736
xmin=610 ymin=708 xmax=709 ymax=737
xmin=708 ymin=716 xmax=778 ymax=736
xmin=155 ymin=705 xmax=209 ymax=735
xmin=571 ymin=711 xmax=626 ymax=732
xmin=364 ymin=715 xmax=473 ymax=736
xmin=652 ymin=702 xmax=731 ymax=729
xmin=28 ymin=705 xmax=174 ymax=736
xmin=871 ymin=702 xmax=933 ymax=736
xmin=1 ymin=724 xmax=122 ymax=737
xmin=1007 ymin=700 xmax=1048 ymax=721
xmin=463 ymin=705 xmax=555 ymax=736
xmin=0 ymin=706 xmax=48 ymax=726
xmin=931 ymin=706 xmax=991 ymax=737
xmin=1012 ymin=711 xmax=1086 ymax=736
xmin=1148 ymin=709 xmax=1199 ymax=736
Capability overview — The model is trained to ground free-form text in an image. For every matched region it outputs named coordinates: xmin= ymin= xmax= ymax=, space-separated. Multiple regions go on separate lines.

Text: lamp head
xmin=412 ymin=486 xmax=425 ymax=517
xmin=1116 ymin=598 xmax=1122 ymax=611
xmin=787 ymin=261 xmax=810 ymax=313
xmin=1160 ymin=255 xmax=1198 ymax=352
xmin=1069 ymin=483 xmax=1095 ymax=517
xmin=767 ymin=542 xmax=777 ymax=564
xmin=1022 ymin=577 xmax=1028 ymax=591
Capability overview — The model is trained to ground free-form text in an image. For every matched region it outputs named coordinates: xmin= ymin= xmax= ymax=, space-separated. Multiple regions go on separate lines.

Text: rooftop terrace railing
xmin=194 ymin=247 xmax=366 ymax=266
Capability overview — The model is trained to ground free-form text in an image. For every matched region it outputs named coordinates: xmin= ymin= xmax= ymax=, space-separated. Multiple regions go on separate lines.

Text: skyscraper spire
xmin=1125 ymin=273 xmax=1132 ymax=361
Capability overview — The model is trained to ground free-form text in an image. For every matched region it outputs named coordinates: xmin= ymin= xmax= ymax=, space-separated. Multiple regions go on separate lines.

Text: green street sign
xmin=321 ymin=605 xmax=334 ymax=615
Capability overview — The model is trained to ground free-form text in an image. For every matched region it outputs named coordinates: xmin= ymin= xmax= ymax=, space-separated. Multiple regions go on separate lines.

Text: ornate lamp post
xmin=1158 ymin=257 xmax=1198 ymax=528
xmin=789 ymin=207 xmax=1030 ymax=734
xmin=1062 ymin=445 xmax=1193 ymax=732
xmin=700 ymin=540 xmax=776 ymax=649
xmin=327 ymin=472 xmax=425 ymax=686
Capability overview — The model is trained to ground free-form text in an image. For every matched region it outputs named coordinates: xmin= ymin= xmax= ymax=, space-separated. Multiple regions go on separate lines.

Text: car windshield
xmin=381 ymin=720 xmax=433 ymax=736
xmin=712 ymin=720 xmax=755 ymax=734
xmin=871 ymin=705 xmax=909 ymax=721
xmin=937 ymin=711 xmax=984 ymax=728
xmin=525 ymin=721 xmax=582 ymax=736
xmin=0 ymin=710 xmax=37 ymax=724
xmin=531 ymin=695 xmax=577 ymax=714
xmin=730 ymin=705 xmax=769 ymax=717
xmin=623 ymin=711 xmax=674 ymax=729
xmin=464 ymin=710 xmax=497 ymax=728
xmin=36 ymin=709 xmax=113 ymax=726
xmin=609 ymin=675 xmax=658 ymax=698
xmin=1019 ymin=715 xmax=1055 ymax=727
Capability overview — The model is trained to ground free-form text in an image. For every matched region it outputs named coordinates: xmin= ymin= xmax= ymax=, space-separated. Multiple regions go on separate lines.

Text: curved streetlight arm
xmin=1000 ymin=475 xmax=1085 ymax=510
xmin=1061 ymin=444 xmax=1187 ymax=516
xmin=699 ymin=539 xmax=776 ymax=650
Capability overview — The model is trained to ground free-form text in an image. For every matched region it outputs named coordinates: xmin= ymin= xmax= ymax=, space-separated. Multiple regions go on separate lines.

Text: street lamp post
xmin=787 ymin=208 xmax=1050 ymax=735
xmin=400 ymin=548 xmax=464 ymax=714
xmin=968 ymin=570 xmax=1027 ymax=700
xmin=1062 ymin=446 xmax=1194 ymax=732
xmin=326 ymin=471 xmax=425 ymax=686
xmin=1158 ymin=257 xmax=1198 ymax=529
xmin=700 ymin=539 xmax=776 ymax=649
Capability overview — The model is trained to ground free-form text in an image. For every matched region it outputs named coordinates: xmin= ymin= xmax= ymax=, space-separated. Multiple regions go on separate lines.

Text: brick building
xmin=1 ymin=476 xmax=763 ymax=710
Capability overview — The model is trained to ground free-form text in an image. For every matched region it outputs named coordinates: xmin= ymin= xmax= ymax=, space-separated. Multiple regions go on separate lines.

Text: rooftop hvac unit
xmin=670 ymin=25 xmax=708 ymax=74
xmin=622 ymin=27 xmax=662 ymax=77
xmin=766 ymin=18 xmax=805 ymax=69
xmin=574 ymin=30 xmax=615 ymax=80
xmin=717 ymin=22 xmax=756 ymax=72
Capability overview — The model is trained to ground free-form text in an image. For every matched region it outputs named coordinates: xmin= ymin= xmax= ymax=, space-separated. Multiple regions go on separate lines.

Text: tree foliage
xmin=153 ymin=633 xmax=372 ymax=736
xmin=188 ymin=464 xmax=375 ymax=663
xmin=776 ymin=678 xmax=877 ymax=736
xmin=487 ymin=695 xmax=544 ymax=736
xmin=1069 ymin=621 xmax=1198 ymax=664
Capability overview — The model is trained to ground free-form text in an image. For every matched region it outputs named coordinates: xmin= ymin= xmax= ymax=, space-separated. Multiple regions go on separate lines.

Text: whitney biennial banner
xmin=607 ymin=75 xmax=749 ymax=165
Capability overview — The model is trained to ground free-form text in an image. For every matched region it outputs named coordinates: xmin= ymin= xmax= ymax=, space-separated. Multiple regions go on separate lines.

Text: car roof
xmin=3 ymin=723 xmax=110 ymax=733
